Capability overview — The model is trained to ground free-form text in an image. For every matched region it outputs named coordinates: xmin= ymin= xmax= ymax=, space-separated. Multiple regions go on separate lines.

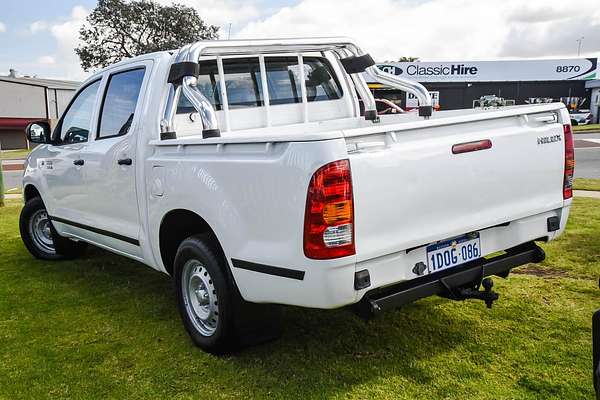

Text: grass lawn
xmin=0 ymin=199 xmax=599 ymax=399
xmin=3 ymin=187 xmax=22 ymax=195
xmin=573 ymin=178 xmax=600 ymax=192
xmin=0 ymin=148 xmax=30 ymax=160
xmin=573 ymin=123 xmax=600 ymax=133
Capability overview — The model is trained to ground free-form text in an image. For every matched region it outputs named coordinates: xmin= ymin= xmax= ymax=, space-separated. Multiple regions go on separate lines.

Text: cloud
xmin=29 ymin=1 xmax=259 ymax=79
xmin=27 ymin=5 xmax=89 ymax=80
xmin=235 ymin=0 xmax=600 ymax=61
xmin=37 ymin=56 xmax=56 ymax=65
xmin=0 ymin=22 xmax=6 ymax=33
xmin=154 ymin=0 xmax=262 ymax=36
xmin=29 ymin=20 xmax=49 ymax=34
xmin=499 ymin=3 xmax=600 ymax=57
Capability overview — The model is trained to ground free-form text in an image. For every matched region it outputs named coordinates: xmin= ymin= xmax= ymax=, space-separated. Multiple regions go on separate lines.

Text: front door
xmin=43 ymin=79 xmax=102 ymax=226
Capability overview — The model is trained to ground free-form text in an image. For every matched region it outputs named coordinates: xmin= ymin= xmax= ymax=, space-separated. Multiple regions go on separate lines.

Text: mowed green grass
xmin=574 ymin=178 xmax=600 ymax=192
xmin=0 ymin=149 xmax=30 ymax=160
xmin=0 ymin=199 xmax=599 ymax=399
xmin=573 ymin=123 xmax=600 ymax=133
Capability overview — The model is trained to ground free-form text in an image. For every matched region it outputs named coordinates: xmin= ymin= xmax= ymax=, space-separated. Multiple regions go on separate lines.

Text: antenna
xmin=227 ymin=23 xmax=232 ymax=40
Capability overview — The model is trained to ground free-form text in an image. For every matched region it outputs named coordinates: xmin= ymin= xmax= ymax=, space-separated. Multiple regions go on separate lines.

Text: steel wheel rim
xmin=182 ymin=259 xmax=219 ymax=337
xmin=28 ymin=209 xmax=55 ymax=254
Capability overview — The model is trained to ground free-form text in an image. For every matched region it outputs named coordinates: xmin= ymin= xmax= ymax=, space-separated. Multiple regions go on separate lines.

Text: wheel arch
xmin=158 ymin=209 xmax=227 ymax=276
xmin=23 ymin=184 xmax=42 ymax=203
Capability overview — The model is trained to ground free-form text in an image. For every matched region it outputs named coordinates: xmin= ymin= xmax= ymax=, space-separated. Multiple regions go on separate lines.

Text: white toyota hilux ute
xmin=20 ymin=38 xmax=574 ymax=353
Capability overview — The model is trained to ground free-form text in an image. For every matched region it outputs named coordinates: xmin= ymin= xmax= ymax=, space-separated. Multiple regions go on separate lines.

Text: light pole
xmin=577 ymin=36 xmax=585 ymax=57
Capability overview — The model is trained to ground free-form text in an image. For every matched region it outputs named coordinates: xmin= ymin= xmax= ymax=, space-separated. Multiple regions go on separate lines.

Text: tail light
xmin=304 ymin=159 xmax=355 ymax=259
xmin=563 ymin=124 xmax=575 ymax=199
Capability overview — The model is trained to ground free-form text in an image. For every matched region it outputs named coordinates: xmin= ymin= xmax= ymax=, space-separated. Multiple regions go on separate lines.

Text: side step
xmin=354 ymin=241 xmax=545 ymax=318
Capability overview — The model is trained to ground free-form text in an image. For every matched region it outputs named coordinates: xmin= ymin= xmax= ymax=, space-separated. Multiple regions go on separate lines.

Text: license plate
xmin=426 ymin=233 xmax=481 ymax=273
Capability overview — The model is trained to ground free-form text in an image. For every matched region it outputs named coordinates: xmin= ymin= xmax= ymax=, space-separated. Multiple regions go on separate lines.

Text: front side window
xmin=176 ymin=56 xmax=342 ymax=113
xmin=59 ymin=80 xmax=101 ymax=144
xmin=97 ymin=68 xmax=145 ymax=139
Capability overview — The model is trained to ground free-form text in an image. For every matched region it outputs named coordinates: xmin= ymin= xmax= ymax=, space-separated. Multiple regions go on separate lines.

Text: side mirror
xmin=25 ymin=121 xmax=52 ymax=144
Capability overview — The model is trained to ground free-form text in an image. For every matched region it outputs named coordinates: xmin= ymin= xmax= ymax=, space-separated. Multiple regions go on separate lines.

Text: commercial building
xmin=586 ymin=79 xmax=600 ymax=124
xmin=366 ymin=58 xmax=600 ymax=122
xmin=0 ymin=71 xmax=80 ymax=149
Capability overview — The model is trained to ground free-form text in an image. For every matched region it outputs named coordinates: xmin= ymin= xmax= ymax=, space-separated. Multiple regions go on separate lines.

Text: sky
xmin=0 ymin=0 xmax=599 ymax=81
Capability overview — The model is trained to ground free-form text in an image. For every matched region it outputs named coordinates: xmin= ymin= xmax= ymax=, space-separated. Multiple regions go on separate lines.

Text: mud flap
xmin=231 ymin=291 xmax=283 ymax=349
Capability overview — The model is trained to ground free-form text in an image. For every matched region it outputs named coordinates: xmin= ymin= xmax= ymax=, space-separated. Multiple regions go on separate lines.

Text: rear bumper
xmin=354 ymin=241 xmax=545 ymax=316
xmin=234 ymin=207 xmax=568 ymax=309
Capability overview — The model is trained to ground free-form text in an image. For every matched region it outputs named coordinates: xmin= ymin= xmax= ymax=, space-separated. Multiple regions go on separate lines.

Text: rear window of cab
xmin=177 ymin=56 xmax=343 ymax=114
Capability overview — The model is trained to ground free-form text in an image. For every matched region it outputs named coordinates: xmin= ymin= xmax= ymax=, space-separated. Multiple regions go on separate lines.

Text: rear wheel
xmin=174 ymin=235 xmax=234 ymax=353
xmin=174 ymin=234 xmax=282 ymax=354
xmin=19 ymin=197 xmax=87 ymax=260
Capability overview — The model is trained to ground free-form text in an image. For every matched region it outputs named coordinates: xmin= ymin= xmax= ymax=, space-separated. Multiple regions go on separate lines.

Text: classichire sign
xmin=372 ymin=58 xmax=598 ymax=83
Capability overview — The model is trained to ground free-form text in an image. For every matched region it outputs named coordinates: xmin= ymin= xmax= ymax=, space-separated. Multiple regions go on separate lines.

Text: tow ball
xmin=442 ymin=277 xmax=499 ymax=309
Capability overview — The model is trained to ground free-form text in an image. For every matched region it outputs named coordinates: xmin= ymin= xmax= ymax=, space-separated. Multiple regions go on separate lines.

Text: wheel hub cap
xmin=182 ymin=260 xmax=219 ymax=337
xmin=28 ymin=209 xmax=55 ymax=254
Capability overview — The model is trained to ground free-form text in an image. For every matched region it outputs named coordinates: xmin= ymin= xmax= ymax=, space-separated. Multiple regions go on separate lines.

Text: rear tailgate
xmin=346 ymin=105 xmax=567 ymax=262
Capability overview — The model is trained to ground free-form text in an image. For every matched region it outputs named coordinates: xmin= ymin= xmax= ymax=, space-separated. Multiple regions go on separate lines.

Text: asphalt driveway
xmin=575 ymin=133 xmax=600 ymax=179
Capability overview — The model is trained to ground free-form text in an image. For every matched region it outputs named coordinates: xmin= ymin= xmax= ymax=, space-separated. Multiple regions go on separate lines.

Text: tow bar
xmin=354 ymin=242 xmax=545 ymax=319
xmin=441 ymin=277 xmax=499 ymax=309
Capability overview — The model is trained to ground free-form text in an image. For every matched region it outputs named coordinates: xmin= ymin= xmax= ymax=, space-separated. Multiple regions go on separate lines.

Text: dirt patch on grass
xmin=512 ymin=265 xmax=569 ymax=278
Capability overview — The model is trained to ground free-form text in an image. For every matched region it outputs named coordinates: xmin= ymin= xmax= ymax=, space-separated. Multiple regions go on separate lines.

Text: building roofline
xmin=0 ymin=75 xmax=80 ymax=90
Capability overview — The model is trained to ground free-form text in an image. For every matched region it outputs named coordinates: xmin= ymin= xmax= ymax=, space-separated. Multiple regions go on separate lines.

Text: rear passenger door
xmin=76 ymin=64 xmax=150 ymax=258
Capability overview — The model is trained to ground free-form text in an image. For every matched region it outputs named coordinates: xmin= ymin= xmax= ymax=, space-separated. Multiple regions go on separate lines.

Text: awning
xmin=0 ymin=117 xmax=47 ymax=131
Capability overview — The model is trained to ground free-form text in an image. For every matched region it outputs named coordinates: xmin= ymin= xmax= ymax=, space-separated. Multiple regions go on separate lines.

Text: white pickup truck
xmin=20 ymin=38 xmax=574 ymax=353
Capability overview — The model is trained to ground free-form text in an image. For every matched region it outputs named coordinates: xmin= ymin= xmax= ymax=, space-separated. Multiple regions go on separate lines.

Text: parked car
xmin=20 ymin=38 xmax=573 ymax=353
xmin=570 ymin=109 xmax=592 ymax=125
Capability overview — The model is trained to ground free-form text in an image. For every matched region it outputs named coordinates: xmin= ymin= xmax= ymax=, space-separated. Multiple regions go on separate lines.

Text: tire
xmin=174 ymin=234 xmax=282 ymax=354
xmin=174 ymin=235 xmax=235 ymax=353
xmin=19 ymin=197 xmax=87 ymax=260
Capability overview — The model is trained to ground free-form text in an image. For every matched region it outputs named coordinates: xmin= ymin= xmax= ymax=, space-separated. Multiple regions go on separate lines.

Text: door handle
xmin=117 ymin=158 xmax=132 ymax=166
xmin=73 ymin=159 xmax=84 ymax=166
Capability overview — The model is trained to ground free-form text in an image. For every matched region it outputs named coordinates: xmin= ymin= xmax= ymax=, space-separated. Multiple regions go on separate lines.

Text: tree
xmin=398 ymin=57 xmax=420 ymax=62
xmin=76 ymin=0 xmax=219 ymax=71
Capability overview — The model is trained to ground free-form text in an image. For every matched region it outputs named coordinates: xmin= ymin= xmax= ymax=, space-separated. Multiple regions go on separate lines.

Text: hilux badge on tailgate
xmin=537 ymin=135 xmax=561 ymax=145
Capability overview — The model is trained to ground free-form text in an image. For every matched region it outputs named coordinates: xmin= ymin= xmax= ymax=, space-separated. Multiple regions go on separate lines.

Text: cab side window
xmin=59 ymin=80 xmax=101 ymax=144
xmin=97 ymin=68 xmax=145 ymax=139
